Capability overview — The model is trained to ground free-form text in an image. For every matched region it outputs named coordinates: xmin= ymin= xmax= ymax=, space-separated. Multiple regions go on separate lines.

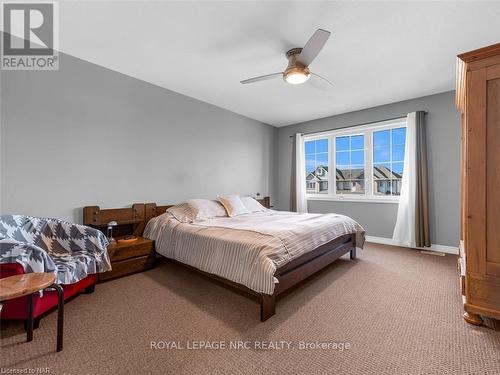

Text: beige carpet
xmin=1 ymin=243 xmax=499 ymax=375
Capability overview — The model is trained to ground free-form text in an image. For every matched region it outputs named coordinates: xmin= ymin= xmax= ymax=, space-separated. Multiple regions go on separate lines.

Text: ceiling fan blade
xmin=310 ymin=72 xmax=334 ymax=88
xmin=240 ymin=72 xmax=282 ymax=84
xmin=296 ymin=29 xmax=331 ymax=67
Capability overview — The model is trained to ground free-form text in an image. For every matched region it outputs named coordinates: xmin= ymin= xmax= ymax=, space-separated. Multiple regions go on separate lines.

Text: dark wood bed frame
xmin=142 ymin=197 xmax=357 ymax=322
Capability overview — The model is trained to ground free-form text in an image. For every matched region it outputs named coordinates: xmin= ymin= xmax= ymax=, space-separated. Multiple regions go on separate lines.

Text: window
xmin=373 ymin=127 xmax=406 ymax=196
xmin=335 ymin=134 xmax=365 ymax=194
xmin=304 ymin=118 xmax=406 ymax=201
xmin=305 ymin=138 xmax=329 ymax=194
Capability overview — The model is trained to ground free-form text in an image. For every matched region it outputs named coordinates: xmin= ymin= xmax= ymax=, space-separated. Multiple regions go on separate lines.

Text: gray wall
xmin=0 ymin=53 xmax=460 ymax=247
xmin=276 ymin=91 xmax=460 ymax=247
xmin=0 ymin=53 xmax=277 ymax=222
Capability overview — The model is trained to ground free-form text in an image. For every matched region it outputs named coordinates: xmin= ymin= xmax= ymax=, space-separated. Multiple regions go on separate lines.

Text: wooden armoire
xmin=456 ymin=43 xmax=500 ymax=326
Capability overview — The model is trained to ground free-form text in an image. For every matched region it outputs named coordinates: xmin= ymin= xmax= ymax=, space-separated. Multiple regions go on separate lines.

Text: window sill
xmin=306 ymin=195 xmax=400 ymax=204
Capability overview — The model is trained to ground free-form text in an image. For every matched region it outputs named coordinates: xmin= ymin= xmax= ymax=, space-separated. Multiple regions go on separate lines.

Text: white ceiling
xmin=57 ymin=1 xmax=500 ymax=126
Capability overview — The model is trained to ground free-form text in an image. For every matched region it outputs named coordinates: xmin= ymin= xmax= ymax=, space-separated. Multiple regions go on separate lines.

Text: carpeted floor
xmin=1 ymin=243 xmax=499 ymax=375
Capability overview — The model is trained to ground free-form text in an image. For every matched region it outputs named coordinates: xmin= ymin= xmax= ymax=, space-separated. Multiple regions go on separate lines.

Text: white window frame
xmin=304 ymin=117 xmax=407 ymax=203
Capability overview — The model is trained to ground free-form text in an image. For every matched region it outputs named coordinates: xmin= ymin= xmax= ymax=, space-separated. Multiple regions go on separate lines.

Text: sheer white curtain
xmin=295 ymin=133 xmax=308 ymax=213
xmin=393 ymin=113 xmax=417 ymax=247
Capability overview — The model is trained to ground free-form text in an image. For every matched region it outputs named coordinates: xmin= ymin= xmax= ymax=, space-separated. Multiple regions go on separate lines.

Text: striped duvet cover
xmin=144 ymin=210 xmax=365 ymax=295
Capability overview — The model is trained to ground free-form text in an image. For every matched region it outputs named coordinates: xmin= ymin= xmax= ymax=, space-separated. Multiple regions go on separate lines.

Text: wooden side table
xmin=0 ymin=273 xmax=64 ymax=352
xmin=82 ymin=205 xmax=155 ymax=281
xmin=99 ymin=237 xmax=155 ymax=281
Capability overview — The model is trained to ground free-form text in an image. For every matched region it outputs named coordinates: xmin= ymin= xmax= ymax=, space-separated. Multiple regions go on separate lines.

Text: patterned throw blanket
xmin=0 ymin=215 xmax=111 ymax=284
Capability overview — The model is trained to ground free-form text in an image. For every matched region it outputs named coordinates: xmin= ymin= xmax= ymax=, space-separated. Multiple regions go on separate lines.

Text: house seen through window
xmin=305 ymin=139 xmax=329 ymax=194
xmin=335 ymin=134 xmax=365 ymax=194
xmin=304 ymin=120 xmax=407 ymax=200
xmin=373 ymin=127 xmax=406 ymax=196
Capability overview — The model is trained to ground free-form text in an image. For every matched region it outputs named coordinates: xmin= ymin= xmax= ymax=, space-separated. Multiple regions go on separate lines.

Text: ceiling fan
xmin=240 ymin=29 xmax=333 ymax=87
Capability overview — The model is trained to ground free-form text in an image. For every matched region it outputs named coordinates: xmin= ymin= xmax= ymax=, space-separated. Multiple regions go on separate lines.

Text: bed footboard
xmin=260 ymin=294 xmax=276 ymax=322
xmin=350 ymin=247 xmax=357 ymax=259
xmin=260 ymin=234 xmax=356 ymax=321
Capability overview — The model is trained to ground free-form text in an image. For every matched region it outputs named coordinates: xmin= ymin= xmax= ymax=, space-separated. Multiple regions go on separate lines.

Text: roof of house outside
xmin=307 ymin=165 xmax=402 ymax=182
xmin=336 ymin=168 xmax=364 ymax=181
xmin=373 ymin=165 xmax=402 ymax=179
xmin=306 ymin=166 xmax=329 ymax=182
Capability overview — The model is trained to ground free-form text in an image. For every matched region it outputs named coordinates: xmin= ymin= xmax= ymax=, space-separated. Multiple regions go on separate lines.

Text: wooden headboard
xmin=144 ymin=203 xmax=173 ymax=225
xmin=83 ymin=197 xmax=271 ymax=236
xmin=83 ymin=203 xmax=146 ymax=236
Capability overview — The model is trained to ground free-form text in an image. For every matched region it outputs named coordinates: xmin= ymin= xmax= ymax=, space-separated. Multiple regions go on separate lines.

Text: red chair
xmin=0 ymin=263 xmax=98 ymax=329
xmin=0 ymin=215 xmax=110 ymax=329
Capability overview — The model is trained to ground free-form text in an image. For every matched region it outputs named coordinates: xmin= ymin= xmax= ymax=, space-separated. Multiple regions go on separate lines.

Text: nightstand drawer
xmin=99 ymin=254 xmax=155 ymax=281
xmin=107 ymin=237 xmax=154 ymax=262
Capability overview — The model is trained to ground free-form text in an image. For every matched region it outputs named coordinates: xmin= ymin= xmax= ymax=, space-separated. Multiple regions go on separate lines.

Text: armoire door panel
xmin=466 ymin=68 xmax=487 ymax=275
xmin=486 ymin=77 xmax=500 ymax=267
xmin=486 ymin=263 xmax=500 ymax=277
xmin=486 ymin=64 xmax=500 ymax=80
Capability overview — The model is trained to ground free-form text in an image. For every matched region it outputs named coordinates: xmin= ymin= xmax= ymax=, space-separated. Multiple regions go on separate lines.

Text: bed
xmin=143 ymin=197 xmax=365 ymax=321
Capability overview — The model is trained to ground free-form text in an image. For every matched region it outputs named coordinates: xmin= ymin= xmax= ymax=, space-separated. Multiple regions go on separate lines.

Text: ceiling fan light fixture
xmin=240 ymin=29 xmax=331 ymax=86
xmin=283 ymin=67 xmax=310 ymax=85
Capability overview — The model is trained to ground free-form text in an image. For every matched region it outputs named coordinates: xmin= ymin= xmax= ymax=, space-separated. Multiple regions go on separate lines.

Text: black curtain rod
xmin=288 ymin=111 xmax=428 ymax=138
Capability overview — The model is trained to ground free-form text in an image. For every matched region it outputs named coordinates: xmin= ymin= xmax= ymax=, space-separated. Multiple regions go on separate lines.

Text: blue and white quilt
xmin=0 ymin=215 xmax=111 ymax=284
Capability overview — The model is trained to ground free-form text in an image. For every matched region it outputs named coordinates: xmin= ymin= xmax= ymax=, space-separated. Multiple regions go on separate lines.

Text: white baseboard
xmin=365 ymin=236 xmax=459 ymax=255
xmin=365 ymin=236 xmax=396 ymax=246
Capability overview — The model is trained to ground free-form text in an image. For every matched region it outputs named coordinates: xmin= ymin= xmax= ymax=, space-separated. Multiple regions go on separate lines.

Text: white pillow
xmin=167 ymin=199 xmax=227 ymax=223
xmin=188 ymin=199 xmax=228 ymax=220
xmin=240 ymin=196 xmax=267 ymax=213
xmin=217 ymin=195 xmax=250 ymax=217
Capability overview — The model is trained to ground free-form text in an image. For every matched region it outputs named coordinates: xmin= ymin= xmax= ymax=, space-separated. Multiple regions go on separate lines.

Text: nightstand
xmin=83 ymin=204 xmax=156 ymax=282
xmin=99 ymin=237 xmax=155 ymax=281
